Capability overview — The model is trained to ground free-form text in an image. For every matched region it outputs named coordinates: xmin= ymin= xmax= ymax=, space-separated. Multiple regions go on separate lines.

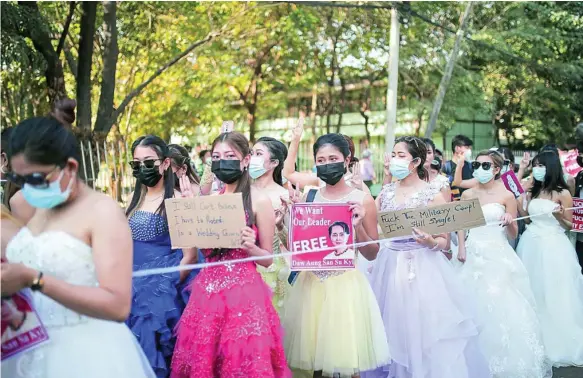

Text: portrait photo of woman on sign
xmin=323 ymin=221 xmax=355 ymax=261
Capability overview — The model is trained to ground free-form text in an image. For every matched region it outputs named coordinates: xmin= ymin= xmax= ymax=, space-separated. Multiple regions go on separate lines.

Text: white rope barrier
xmin=132 ymin=205 xmax=583 ymax=278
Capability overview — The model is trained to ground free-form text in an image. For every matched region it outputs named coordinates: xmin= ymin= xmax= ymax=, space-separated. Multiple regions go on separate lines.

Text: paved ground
xmin=553 ymin=366 xmax=582 ymax=378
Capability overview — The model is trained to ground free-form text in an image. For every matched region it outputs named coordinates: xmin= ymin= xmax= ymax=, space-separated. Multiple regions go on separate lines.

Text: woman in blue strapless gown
xmin=125 ymin=136 xmax=200 ymax=378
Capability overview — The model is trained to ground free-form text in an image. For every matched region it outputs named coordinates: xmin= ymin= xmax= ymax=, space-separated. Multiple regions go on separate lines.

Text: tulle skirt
xmin=364 ymin=242 xmax=490 ymax=378
xmin=1 ymin=318 xmax=155 ymax=378
xmin=517 ymin=225 xmax=583 ymax=367
xmin=283 ymin=269 xmax=390 ymax=377
xmin=458 ymin=232 xmax=551 ymax=378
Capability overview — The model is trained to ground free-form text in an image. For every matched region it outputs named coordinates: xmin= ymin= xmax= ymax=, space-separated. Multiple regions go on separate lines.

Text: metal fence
xmin=78 ymin=139 xmax=134 ymax=204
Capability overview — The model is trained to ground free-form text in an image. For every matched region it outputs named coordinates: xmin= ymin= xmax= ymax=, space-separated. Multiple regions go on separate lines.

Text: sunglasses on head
xmin=471 ymin=161 xmax=493 ymax=171
xmin=129 ymin=159 xmax=160 ymax=171
xmin=6 ymin=166 xmax=60 ymax=189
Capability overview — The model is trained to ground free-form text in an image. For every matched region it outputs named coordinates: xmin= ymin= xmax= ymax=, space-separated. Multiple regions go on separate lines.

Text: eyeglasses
xmin=129 ymin=159 xmax=160 ymax=171
xmin=6 ymin=166 xmax=59 ymax=189
xmin=471 ymin=161 xmax=493 ymax=171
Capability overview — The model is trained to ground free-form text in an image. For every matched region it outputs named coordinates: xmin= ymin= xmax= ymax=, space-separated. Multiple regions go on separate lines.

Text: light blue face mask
xmin=249 ymin=155 xmax=268 ymax=179
xmin=389 ymin=158 xmax=414 ymax=180
xmin=472 ymin=167 xmax=494 ymax=184
xmin=22 ymin=170 xmax=74 ymax=209
xmin=532 ymin=167 xmax=546 ymax=182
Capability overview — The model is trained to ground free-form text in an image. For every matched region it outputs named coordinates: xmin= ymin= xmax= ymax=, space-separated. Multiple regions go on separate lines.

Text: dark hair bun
xmin=52 ymin=98 xmax=77 ymax=126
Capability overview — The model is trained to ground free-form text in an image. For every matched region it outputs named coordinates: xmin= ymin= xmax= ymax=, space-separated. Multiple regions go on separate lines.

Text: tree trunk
xmin=336 ymin=73 xmax=346 ymax=134
xmin=424 ymin=2 xmax=474 ymax=138
xmin=310 ymin=84 xmax=318 ymax=143
xmin=94 ymin=1 xmax=118 ymax=136
xmin=385 ymin=6 xmax=400 ymax=152
xmin=76 ymin=1 xmax=97 ymax=129
xmin=18 ymin=2 xmax=67 ymax=103
xmin=415 ymin=109 xmax=425 ymax=136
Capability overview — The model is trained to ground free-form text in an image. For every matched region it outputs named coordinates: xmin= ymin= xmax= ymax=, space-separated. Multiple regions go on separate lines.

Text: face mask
xmin=473 ymin=167 xmax=494 ymax=184
xmin=134 ymin=166 xmax=162 ymax=187
xmin=532 ymin=167 xmax=546 ymax=182
xmin=212 ymin=159 xmax=243 ymax=184
xmin=464 ymin=149 xmax=472 ymax=161
xmin=316 ymin=162 xmax=346 ymax=186
xmin=389 ymin=158 xmax=414 ymax=180
xmin=249 ymin=155 xmax=268 ymax=180
xmin=22 ymin=170 xmax=74 ymax=209
xmin=577 ymin=156 xmax=583 ymax=168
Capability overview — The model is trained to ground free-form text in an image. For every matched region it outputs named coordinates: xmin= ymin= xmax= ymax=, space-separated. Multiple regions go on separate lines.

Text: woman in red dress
xmin=171 ymin=131 xmax=290 ymax=378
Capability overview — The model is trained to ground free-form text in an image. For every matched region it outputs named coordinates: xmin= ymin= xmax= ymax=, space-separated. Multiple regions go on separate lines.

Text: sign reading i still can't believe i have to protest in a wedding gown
xmin=377 ymin=198 xmax=486 ymax=238
xmin=289 ymin=203 xmax=356 ymax=271
xmin=165 ymin=193 xmax=246 ymax=249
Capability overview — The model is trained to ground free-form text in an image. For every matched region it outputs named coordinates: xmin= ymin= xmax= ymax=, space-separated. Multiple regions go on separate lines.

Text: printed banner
xmin=378 ymin=198 xmax=486 ymax=238
xmin=560 ymin=149 xmax=582 ymax=177
xmin=1 ymin=290 xmax=49 ymax=361
xmin=501 ymin=171 xmax=524 ymax=198
xmin=572 ymin=198 xmax=583 ymax=233
xmin=166 ymin=193 xmax=246 ymax=249
xmin=289 ymin=203 xmax=355 ymax=271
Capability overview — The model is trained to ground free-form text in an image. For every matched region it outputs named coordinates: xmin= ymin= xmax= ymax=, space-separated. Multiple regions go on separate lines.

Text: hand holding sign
xmin=240 ymin=226 xmax=258 ymax=253
xmin=348 ymin=201 xmax=366 ymax=228
xmin=221 ymin=120 xmax=235 ymax=133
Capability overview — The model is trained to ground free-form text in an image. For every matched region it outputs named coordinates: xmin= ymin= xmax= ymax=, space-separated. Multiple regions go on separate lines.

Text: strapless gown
xmin=2 ymin=228 xmax=155 ymax=378
xmin=457 ymin=203 xmax=551 ymax=378
xmin=517 ymin=198 xmax=583 ymax=367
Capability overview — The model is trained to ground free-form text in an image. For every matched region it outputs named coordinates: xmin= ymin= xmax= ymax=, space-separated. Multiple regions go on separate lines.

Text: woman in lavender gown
xmin=364 ymin=136 xmax=490 ymax=378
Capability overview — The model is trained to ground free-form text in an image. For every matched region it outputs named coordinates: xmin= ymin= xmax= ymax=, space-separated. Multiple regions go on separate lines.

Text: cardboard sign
xmin=289 ymin=203 xmax=355 ymax=271
xmin=378 ymin=198 xmax=486 ymax=238
xmin=501 ymin=171 xmax=524 ymax=198
xmin=572 ymin=198 xmax=583 ymax=233
xmin=1 ymin=290 xmax=49 ymax=361
xmin=166 ymin=193 xmax=246 ymax=249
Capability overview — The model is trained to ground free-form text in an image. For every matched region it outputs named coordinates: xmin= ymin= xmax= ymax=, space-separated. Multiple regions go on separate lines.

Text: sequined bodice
xmin=129 ymin=210 xmax=169 ymax=241
xmin=378 ymin=182 xmax=439 ymax=212
xmin=196 ymin=225 xmax=261 ymax=296
xmin=6 ymin=229 xmax=95 ymax=327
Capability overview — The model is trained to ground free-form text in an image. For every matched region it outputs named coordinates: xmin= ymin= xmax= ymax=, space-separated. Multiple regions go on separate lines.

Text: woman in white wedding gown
xmin=517 ymin=151 xmax=583 ymax=367
xmin=457 ymin=150 xmax=551 ymax=378
xmin=1 ymin=115 xmax=154 ymax=378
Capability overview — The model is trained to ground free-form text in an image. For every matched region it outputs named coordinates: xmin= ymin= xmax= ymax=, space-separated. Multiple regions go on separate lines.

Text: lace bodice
xmin=6 ymin=229 xmax=96 ymax=327
xmin=526 ymin=198 xmax=564 ymax=234
xmin=378 ymin=182 xmax=440 ymax=212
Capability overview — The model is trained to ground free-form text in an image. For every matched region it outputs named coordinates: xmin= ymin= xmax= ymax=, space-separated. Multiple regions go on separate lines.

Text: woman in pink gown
xmin=171 ymin=131 xmax=290 ymax=378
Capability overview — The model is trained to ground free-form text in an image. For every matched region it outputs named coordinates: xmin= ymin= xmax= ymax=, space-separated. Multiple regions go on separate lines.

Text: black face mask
xmin=316 ymin=162 xmax=346 ymax=186
xmin=212 ymin=159 xmax=243 ymax=184
xmin=577 ymin=156 xmax=583 ymax=168
xmin=133 ymin=166 xmax=162 ymax=187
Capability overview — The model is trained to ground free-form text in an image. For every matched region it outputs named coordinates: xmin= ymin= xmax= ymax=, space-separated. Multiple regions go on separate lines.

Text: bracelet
xmin=30 ymin=271 xmax=45 ymax=292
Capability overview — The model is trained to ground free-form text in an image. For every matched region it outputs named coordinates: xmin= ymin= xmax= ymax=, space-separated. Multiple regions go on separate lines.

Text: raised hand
xmin=179 ymin=175 xmax=195 ymax=198
xmin=291 ymin=116 xmax=305 ymax=142
xmin=520 ymin=152 xmax=531 ymax=170
xmin=349 ymin=161 xmax=364 ymax=190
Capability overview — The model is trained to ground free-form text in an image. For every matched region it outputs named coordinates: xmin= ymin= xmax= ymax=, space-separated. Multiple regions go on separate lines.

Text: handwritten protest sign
xmin=572 ymin=198 xmax=583 ymax=233
xmin=2 ymin=289 xmax=49 ymax=361
xmin=501 ymin=171 xmax=524 ymax=198
xmin=166 ymin=193 xmax=246 ymax=249
xmin=560 ymin=149 xmax=582 ymax=177
xmin=289 ymin=203 xmax=355 ymax=271
xmin=378 ymin=198 xmax=486 ymax=238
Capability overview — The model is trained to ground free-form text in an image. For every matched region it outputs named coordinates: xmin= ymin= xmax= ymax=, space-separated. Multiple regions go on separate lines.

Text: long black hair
xmin=209 ymin=131 xmax=253 ymax=259
xmin=169 ymin=144 xmax=200 ymax=191
xmin=395 ymin=136 xmax=428 ymax=181
xmin=126 ymin=135 xmax=175 ymax=218
xmin=530 ymin=151 xmax=568 ymax=199
xmin=256 ymin=136 xmax=288 ymax=186
xmin=341 ymin=134 xmax=358 ymax=169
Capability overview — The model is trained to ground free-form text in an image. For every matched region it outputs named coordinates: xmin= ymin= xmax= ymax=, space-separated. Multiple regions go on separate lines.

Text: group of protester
xmin=1 ymin=100 xmax=582 ymax=378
